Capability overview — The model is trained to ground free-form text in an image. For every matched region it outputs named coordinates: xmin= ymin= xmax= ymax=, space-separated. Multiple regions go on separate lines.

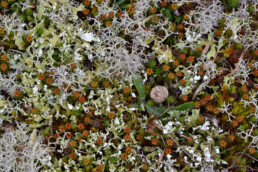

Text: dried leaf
xmin=158 ymin=149 xmax=165 ymax=172
xmin=192 ymin=81 xmax=209 ymax=100
xmin=202 ymin=114 xmax=219 ymax=127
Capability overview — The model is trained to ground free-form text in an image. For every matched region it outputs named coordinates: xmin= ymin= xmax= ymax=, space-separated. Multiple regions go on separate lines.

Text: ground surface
xmin=0 ymin=0 xmax=257 ymax=171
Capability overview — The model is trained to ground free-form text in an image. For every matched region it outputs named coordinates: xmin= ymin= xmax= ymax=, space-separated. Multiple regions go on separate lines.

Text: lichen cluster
xmin=0 ymin=0 xmax=257 ymax=171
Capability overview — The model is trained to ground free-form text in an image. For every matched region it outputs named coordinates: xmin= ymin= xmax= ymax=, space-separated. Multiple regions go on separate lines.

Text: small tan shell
xmin=150 ymin=86 xmax=169 ymax=103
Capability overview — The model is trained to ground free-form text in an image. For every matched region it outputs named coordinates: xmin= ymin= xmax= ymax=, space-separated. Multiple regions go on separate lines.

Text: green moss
xmin=146 ymin=99 xmax=155 ymax=106
xmin=248 ymin=116 xmax=256 ymax=122
xmin=52 ymin=48 xmax=61 ymax=62
xmin=19 ymin=14 xmax=26 ymax=22
xmin=44 ymin=17 xmax=51 ymax=28
xmin=182 ymin=49 xmax=188 ymax=55
xmin=222 ymin=114 xmax=229 ymax=121
xmin=145 ymin=83 xmax=152 ymax=94
xmin=219 ymin=19 xmax=225 ymax=25
xmin=235 ymin=43 xmax=242 ymax=49
xmin=27 ymin=16 xmax=34 ymax=22
xmin=224 ymin=29 xmax=233 ymax=38
xmin=175 ymin=16 xmax=182 ymax=23
xmin=148 ymin=59 xmax=156 ymax=68
xmin=167 ymin=96 xmax=175 ymax=104
xmin=41 ymin=127 xmax=50 ymax=136
xmin=109 ymin=157 xmax=117 ymax=164
xmin=248 ymin=6 xmax=254 ymax=13
xmin=189 ymin=50 xmax=195 ymax=56
xmin=252 ymin=130 xmax=258 ymax=136
xmin=35 ymin=28 xmax=44 ymax=36
xmin=25 ymin=8 xmax=33 ymax=16
xmin=239 ymin=125 xmax=246 ymax=130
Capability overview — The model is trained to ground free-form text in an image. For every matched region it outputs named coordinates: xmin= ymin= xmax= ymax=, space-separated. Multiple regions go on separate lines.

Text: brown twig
xmin=226 ymin=165 xmax=257 ymax=171
xmin=169 ymin=136 xmax=195 ymax=162
xmin=150 ymin=106 xmax=171 ymax=121
xmin=228 ymin=142 xmax=253 ymax=170
xmin=228 ymin=50 xmax=245 ymax=77
xmin=77 ymin=150 xmax=90 ymax=154
xmin=180 ymin=163 xmax=191 ymax=172
xmin=211 ymin=146 xmax=236 ymax=158
xmin=203 ymin=43 xmax=210 ymax=55
xmin=158 ymin=149 xmax=165 ymax=172
xmin=243 ymin=153 xmax=258 ymax=162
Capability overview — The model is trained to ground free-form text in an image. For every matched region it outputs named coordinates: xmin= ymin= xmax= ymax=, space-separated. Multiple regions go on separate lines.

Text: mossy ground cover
xmin=0 ymin=0 xmax=257 ymax=171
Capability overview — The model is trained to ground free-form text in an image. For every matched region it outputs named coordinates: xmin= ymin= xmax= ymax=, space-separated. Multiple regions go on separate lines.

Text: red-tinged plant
xmin=13 ymin=90 xmax=21 ymax=97
xmin=53 ymin=88 xmax=60 ymax=95
xmin=108 ymin=112 xmax=115 ymax=119
xmin=124 ymin=87 xmax=130 ymax=94
xmin=70 ymin=140 xmax=76 ymax=147
xmin=65 ymin=123 xmax=72 ymax=129
xmin=124 ymin=134 xmax=131 ymax=141
xmin=46 ymin=78 xmax=53 ymax=85
xmin=124 ymin=127 xmax=131 ymax=133
xmin=128 ymin=7 xmax=134 ymax=14
xmin=32 ymin=108 xmax=38 ymax=114
xmin=79 ymin=96 xmax=86 ymax=103
xmin=166 ymin=139 xmax=173 ymax=146
xmin=26 ymin=35 xmax=32 ymax=42
xmin=163 ymin=64 xmax=170 ymax=71
xmin=83 ymin=8 xmax=90 ymax=15
xmin=39 ymin=74 xmax=45 ymax=80
xmin=83 ymin=158 xmax=90 ymax=165
xmin=249 ymin=147 xmax=255 ymax=154
xmin=165 ymin=148 xmax=172 ymax=154
xmin=152 ymin=138 xmax=158 ymax=145
xmin=220 ymin=140 xmax=227 ymax=147
xmin=78 ymin=123 xmax=85 ymax=130
xmin=96 ymin=138 xmax=103 ymax=144
xmin=150 ymin=7 xmax=156 ymax=14
xmin=70 ymin=153 xmax=76 ymax=159
xmin=171 ymin=3 xmax=178 ymax=10
xmin=82 ymin=130 xmax=89 ymax=136
xmin=66 ymin=133 xmax=72 ymax=139
xmin=84 ymin=117 xmax=91 ymax=123
xmin=126 ymin=147 xmax=132 ymax=154
xmin=59 ymin=125 xmax=65 ymax=132
xmin=121 ymin=153 xmax=127 ymax=159
xmin=146 ymin=68 xmax=153 ymax=75
xmin=180 ymin=54 xmax=186 ymax=60
xmin=1 ymin=55 xmax=7 ymax=61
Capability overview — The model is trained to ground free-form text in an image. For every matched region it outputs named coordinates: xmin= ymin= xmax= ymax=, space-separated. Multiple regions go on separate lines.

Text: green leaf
xmin=207 ymin=44 xmax=216 ymax=59
xmin=71 ymin=4 xmax=84 ymax=20
xmin=120 ymin=4 xmax=130 ymax=9
xmin=49 ymin=34 xmax=59 ymax=48
xmin=130 ymin=103 xmax=141 ymax=109
xmin=161 ymin=8 xmax=166 ymax=15
xmin=117 ymin=0 xmax=126 ymax=5
xmin=166 ymin=110 xmax=180 ymax=119
xmin=36 ymin=0 xmax=44 ymax=20
xmin=133 ymin=74 xmax=146 ymax=104
xmin=145 ymin=102 xmax=195 ymax=119
xmin=172 ymin=102 xmax=195 ymax=111
xmin=188 ymin=109 xmax=199 ymax=125
xmin=145 ymin=104 xmax=166 ymax=117
xmin=22 ymin=72 xmax=34 ymax=85
xmin=34 ymin=116 xmax=42 ymax=122
xmin=165 ymin=9 xmax=172 ymax=20
xmin=30 ymin=129 xmax=38 ymax=145
xmin=0 ymin=99 xmax=6 ymax=107
xmin=15 ymin=36 xmax=25 ymax=50
xmin=147 ymin=151 xmax=158 ymax=160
